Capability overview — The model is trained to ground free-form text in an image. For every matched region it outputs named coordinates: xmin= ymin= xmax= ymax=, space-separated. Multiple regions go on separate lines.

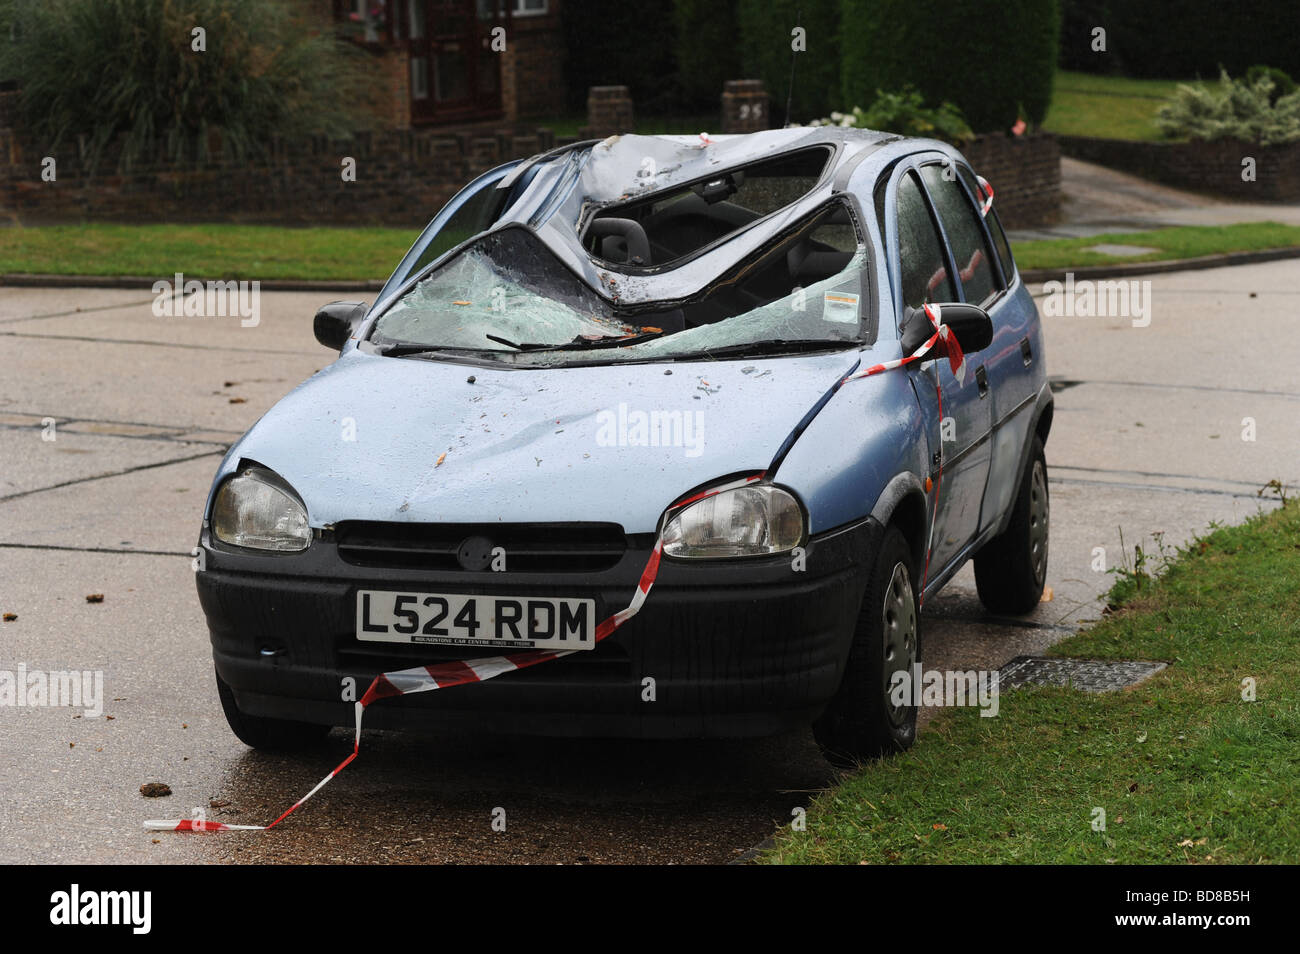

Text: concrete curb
xmin=0 ymin=273 xmax=384 ymax=293
xmin=3 ymin=244 xmax=1298 ymax=293
xmin=1018 ymin=245 xmax=1300 ymax=285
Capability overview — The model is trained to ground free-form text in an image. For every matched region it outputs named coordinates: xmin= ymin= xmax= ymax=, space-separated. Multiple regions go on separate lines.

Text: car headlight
xmin=211 ymin=466 xmax=311 ymax=551
xmin=661 ymin=484 xmax=804 ymax=558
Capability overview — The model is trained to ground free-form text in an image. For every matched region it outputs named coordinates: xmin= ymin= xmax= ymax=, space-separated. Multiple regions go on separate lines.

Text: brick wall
xmin=961 ymin=133 xmax=1062 ymax=230
xmin=581 ymin=86 xmax=634 ymax=139
xmin=501 ymin=7 xmax=566 ymax=121
xmin=0 ymin=86 xmax=1063 ymax=231
xmin=0 ymin=106 xmax=554 ymax=228
xmin=370 ymin=46 xmax=411 ymax=130
xmin=721 ymin=80 xmax=770 ymax=134
xmin=1057 ymin=134 xmax=1300 ymax=202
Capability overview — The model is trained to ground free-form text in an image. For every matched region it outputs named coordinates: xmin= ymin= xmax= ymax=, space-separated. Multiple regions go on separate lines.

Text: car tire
xmin=215 ymin=667 xmax=331 ymax=751
xmin=975 ymin=435 xmax=1049 ymax=615
xmin=813 ymin=525 xmax=920 ymax=767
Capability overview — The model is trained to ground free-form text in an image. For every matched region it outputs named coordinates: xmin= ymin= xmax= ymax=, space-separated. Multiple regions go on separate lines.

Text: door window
xmin=920 ymin=164 xmax=999 ymax=306
xmin=895 ymin=172 xmax=955 ymax=311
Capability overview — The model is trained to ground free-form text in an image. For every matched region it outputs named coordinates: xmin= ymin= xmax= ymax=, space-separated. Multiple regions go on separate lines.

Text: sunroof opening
xmin=582 ymin=146 xmax=832 ymax=269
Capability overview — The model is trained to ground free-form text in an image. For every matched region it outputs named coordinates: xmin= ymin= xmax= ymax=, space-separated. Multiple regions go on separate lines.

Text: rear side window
xmin=920 ymin=164 xmax=999 ymax=306
xmin=895 ymin=171 xmax=955 ymax=312
xmin=957 ymin=165 xmax=1016 ymax=284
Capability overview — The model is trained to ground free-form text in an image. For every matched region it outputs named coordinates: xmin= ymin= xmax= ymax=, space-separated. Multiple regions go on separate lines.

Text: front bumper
xmin=198 ymin=517 xmax=881 ymax=738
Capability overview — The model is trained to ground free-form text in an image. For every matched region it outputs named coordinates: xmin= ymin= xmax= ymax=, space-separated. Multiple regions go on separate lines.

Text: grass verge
xmin=763 ymin=501 xmax=1300 ymax=864
xmin=6 ymin=221 xmax=1300 ymax=283
xmin=1011 ymin=222 xmax=1300 ymax=271
xmin=1043 ymin=70 xmax=1202 ymax=141
xmin=0 ymin=223 xmax=419 ymax=281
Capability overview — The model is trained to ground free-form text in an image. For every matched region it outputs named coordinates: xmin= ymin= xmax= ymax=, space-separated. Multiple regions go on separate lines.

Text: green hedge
xmin=841 ymin=0 xmax=1060 ymax=133
xmin=737 ymin=0 xmax=841 ymax=124
xmin=1060 ymin=0 xmax=1300 ymax=80
xmin=560 ymin=0 xmax=679 ymax=114
xmin=672 ymin=0 xmax=743 ymax=112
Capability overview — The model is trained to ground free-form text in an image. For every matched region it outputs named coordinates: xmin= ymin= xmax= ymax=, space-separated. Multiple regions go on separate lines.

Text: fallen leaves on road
xmin=228 ymin=397 xmax=247 ymax=404
xmin=140 ymin=783 xmax=171 ymax=798
xmin=2 ymin=613 xmax=15 ymax=622
xmin=1040 ymin=586 xmax=1054 ymax=602
xmin=435 ymin=452 xmax=447 ymax=467
xmin=85 ymin=594 xmax=104 ymax=604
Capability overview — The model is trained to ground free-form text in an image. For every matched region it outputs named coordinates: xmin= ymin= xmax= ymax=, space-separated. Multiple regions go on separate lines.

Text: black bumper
xmin=198 ymin=517 xmax=881 ymax=738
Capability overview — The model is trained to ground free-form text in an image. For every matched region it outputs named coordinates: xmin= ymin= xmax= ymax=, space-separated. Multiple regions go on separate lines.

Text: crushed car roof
xmin=498 ymin=127 xmax=913 ymax=306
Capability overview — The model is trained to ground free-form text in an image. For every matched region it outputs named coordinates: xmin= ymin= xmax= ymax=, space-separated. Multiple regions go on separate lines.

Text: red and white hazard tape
xmin=841 ymin=302 xmax=965 ymax=386
xmin=149 ymin=308 xmax=966 ymax=834
xmin=145 ymin=473 xmax=765 ymax=833
xmin=976 ymin=175 xmax=994 ymax=217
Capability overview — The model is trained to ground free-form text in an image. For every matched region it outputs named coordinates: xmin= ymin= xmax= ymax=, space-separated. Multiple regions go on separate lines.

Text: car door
xmin=943 ymin=162 xmax=1040 ymax=536
xmin=881 ymin=162 xmax=993 ymax=580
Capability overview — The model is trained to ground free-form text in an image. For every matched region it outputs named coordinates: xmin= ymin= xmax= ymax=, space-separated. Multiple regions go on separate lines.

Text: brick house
xmin=331 ymin=0 xmax=566 ymax=127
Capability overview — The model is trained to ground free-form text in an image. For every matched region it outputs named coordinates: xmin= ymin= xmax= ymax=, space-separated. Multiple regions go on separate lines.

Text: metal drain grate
xmin=998 ymin=656 xmax=1168 ymax=693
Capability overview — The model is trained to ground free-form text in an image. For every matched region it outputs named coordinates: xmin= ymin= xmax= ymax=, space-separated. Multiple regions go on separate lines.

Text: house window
xmin=513 ymin=0 xmax=547 ymax=15
xmin=348 ymin=0 xmax=388 ymax=42
xmin=411 ymin=57 xmax=429 ymax=99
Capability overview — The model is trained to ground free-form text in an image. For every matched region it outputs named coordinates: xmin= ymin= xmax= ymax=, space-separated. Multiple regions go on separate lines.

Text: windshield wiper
xmin=374 ymin=338 xmax=510 ymax=357
xmin=692 ymin=338 xmax=861 ymax=360
xmin=486 ymin=331 xmax=666 ymax=352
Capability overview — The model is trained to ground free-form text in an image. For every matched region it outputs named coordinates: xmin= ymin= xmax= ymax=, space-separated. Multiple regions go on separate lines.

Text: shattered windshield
xmin=372 ymin=204 xmax=871 ymax=366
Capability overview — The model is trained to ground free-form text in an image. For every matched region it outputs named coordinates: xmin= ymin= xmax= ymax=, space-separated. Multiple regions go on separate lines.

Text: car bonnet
xmin=207 ymin=347 xmax=861 ymax=534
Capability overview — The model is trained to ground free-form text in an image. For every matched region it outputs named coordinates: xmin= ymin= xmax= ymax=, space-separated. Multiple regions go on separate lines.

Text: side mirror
xmin=313 ymin=301 xmax=368 ymax=351
xmin=901 ymin=302 xmax=993 ymax=357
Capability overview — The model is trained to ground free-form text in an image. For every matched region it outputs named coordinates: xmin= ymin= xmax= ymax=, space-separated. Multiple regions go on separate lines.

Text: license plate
xmin=355 ymin=590 xmax=596 ymax=651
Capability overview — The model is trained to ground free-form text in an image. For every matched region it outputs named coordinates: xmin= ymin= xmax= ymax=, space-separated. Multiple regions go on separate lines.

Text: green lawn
xmin=3 ymin=221 xmax=1298 ymax=282
xmin=1043 ymin=69 xmax=1204 ymax=141
xmin=0 ymin=223 xmax=419 ymax=281
xmin=1011 ymin=222 xmax=1300 ymax=271
xmin=764 ymin=501 xmax=1300 ymax=864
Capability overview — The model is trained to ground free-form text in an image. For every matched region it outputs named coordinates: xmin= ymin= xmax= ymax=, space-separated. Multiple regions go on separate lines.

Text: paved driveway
xmin=0 ymin=261 xmax=1293 ymax=863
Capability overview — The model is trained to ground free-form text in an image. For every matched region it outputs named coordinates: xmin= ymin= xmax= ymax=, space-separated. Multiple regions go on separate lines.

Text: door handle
xmin=976 ymin=365 xmax=988 ymax=398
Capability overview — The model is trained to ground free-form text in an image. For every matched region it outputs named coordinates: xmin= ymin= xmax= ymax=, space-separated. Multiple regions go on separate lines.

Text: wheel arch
xmin=869 ymin=471 xmax=928 ymax=578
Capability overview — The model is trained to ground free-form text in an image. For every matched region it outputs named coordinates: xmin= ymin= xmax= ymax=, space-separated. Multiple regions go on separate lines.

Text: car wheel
xmin=215 ymin=667 xmax=331 ymax=751
xmin=813 ymin=525 xmax=920 ymax=767
xmin=975 ymin=435 xmax=1049 ymax=615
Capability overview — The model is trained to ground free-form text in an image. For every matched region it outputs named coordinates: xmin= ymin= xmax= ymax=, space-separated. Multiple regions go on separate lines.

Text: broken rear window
xmin=371 ymin=201 xmax=871 ymax=367
xmin=582 ymin=147 xmax=832 ymax=269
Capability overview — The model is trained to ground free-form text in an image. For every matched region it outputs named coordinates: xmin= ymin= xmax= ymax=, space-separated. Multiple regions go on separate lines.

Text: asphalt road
xmin=1 ymin=262 xmax=1294 ymax=864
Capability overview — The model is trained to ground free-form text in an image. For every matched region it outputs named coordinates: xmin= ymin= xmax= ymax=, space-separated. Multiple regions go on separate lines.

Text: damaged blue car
xmin=197 ymin=128 xmax=1052 ymax=764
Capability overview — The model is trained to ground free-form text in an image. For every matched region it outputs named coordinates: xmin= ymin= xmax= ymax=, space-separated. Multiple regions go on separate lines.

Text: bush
xmin=0 ymin=0 xmax=371 ymax=171
xmin=841 ymin=0 xmax=1059 ymax=134
xmin=1155 ymin=69 xmax=1300 ymax=145
xmin=737 ymin=0 xmax=840 ymax=124
xmin=1245 ymin=65 xmax=1298 ymax=105
xmin=811 ymin=88 xmax=974 ymax=146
